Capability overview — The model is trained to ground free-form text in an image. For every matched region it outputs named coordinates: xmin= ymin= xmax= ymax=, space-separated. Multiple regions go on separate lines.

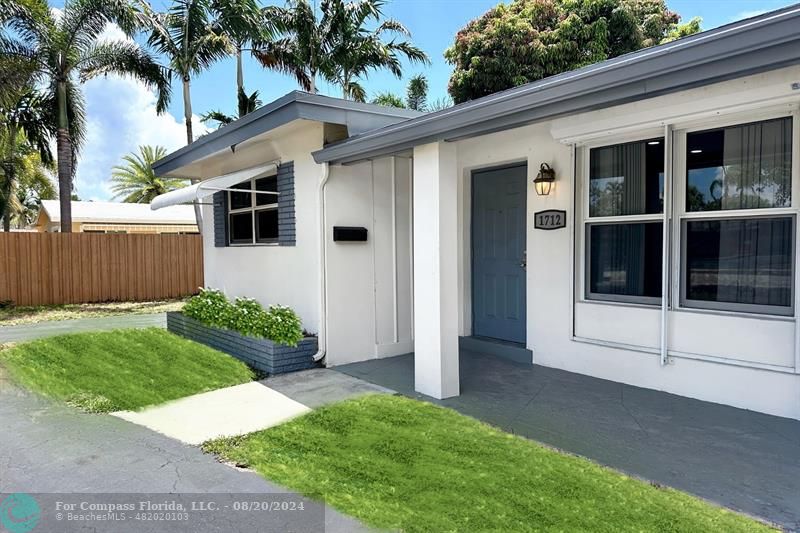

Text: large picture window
xmin=686 ymin=118 xmax=792 ymax=212
xmin=682 ymin=216 xmax=794 ymax=315
xmin=680 ymin=116 xmax=795 ymax=316
xmin=585 ymin=138 xmax=665 ymax=304
xmin=228 ymin=174 xmax=279 ymax=245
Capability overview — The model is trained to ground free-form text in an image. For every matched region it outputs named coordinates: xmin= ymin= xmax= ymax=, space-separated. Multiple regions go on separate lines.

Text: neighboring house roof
xmin=314 ymin=4 xmax=800 ymax=164
xmin=39 ymin=200 xmax=197 ymax=225
xmin=152 ymin=91 xmax=422 ymax=176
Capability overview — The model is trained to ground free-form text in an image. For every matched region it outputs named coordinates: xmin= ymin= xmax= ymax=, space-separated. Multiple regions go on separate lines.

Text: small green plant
xmin=183 ymin=289 xmax=304 ymax=347
xmin=264 ymin=305 xmax=304 ymax=347
xmin=183 ymin=288 xmax=233 ymax=328
xmin=226 ymin=297 xmax=269 ymax=337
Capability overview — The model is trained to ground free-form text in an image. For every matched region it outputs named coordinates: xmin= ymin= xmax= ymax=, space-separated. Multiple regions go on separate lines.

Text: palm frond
xmin=110 ymin=145 xmax=185 ymax=203
xmin=77 ymin=40 xmax=172 ymax=113
xmin=200 ymin=110 xmax=234 ymax=128
xmin=252 ymin=38 xmax=312 ymax=90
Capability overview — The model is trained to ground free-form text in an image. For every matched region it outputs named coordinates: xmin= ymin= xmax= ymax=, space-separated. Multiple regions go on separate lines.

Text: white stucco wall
xmin=450 ymin=66 xmax=800 ymax=419
xmin=324 ymin=156 xmax=414 ymax=365
xmin=196 ymin=67 xmax=800 ymax=419
xmin=201 ymin=122 xmax=324 ymax=334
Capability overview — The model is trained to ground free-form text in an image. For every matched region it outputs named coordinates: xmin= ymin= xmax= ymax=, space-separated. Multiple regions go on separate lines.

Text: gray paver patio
xmin=0 ymin=368 xmax=371 ymax=533
xmin=0 ymin=313 xmax=166 ymax=343
xmin=335 ymin=350 xmax=800 ymax=530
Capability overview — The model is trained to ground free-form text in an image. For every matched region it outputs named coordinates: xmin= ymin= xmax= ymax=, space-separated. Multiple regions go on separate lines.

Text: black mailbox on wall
xmin=333 ymin=226 xmax=368 ymax=242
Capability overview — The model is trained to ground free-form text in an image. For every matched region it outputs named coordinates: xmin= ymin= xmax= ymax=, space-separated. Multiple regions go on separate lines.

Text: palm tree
xmin=406 ymin=73 xmax=427 ymax=111
xmin=138 ymin=0 xmax=230 ymax=145
xmin=371 ymin=91 xmax=405 ymax=108
xmin=329 ymin=0 xmax=429 ymax=102
xmin=201 ymin=88 xmax=261 ymax=128
xmin=256 ymin=0 xmax=428 ymax=102
xmin=252 ymin=0 xmax=335 ymax=94
xmin=210 ymin=0 xmax=268 ymax=117
xmin=0 ymin=86 xmax=56 ymax=231
xmin=110 ymin=145 xmax=187 ymax=203
xmin=11 ymin=148 xmax=56 ymax=229
xmin=1 ymin=0 xmax=170 ymax=232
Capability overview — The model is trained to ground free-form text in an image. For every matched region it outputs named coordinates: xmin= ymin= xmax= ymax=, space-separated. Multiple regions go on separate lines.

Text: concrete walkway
xmin=0 ymin=313 xmax=166 ymax=343
xmin=114 ymin=383 xmax=312 ymax=445
xmin=114 ymin=369 xmax=392 ymax=445
xmin=0 ymin=367 xmax=371 ymax=533
xmin=335 ymin=351 xmax=800 ymax=530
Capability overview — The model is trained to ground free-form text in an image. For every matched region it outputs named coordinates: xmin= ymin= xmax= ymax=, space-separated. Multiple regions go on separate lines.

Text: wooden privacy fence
xmin=0 ymin=233 xmax=203 ymax=306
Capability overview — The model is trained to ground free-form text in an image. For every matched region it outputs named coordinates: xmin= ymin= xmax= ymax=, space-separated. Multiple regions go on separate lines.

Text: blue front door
xmin=472 ymin=164 xmax=527 ymax=344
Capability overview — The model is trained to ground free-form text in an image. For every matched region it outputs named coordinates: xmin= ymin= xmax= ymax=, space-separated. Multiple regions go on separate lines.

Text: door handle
xmin=520 ymin=251 xmax=527 ymax=270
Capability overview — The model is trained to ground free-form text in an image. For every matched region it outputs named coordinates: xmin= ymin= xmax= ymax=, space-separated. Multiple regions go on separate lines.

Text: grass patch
xmin=204 ymin=395 xmax=773 ymax=533
xmin=0 ymin=299 xmax=186 ymax=326
xmin=0 ymin=328 xmax=254 ymax=412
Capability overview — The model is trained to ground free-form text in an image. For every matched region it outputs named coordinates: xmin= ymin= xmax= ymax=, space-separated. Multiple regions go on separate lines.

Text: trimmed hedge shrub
xmin=183 ymin=289 xmax=304 ymax=347
xmin=264 ymin=304 xmax=304 ymax=347
xmin=183 ymin=288 xmax=232 ymax=328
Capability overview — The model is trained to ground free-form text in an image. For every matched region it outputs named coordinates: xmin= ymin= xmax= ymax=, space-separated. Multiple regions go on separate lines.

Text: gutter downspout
xmin=312 ymin=161 xmax=331 ymax=362
xmin=660 ymin=124 xmax=673 ymax=366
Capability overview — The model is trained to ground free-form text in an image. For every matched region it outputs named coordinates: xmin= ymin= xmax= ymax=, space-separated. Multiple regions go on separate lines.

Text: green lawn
xmin=0 ymin=299 xmax=186 ymax=326
xmin=204 ymin=394 xmax=772 ymax=533
xmin=0 ymin=328 xmax=254 ymax=412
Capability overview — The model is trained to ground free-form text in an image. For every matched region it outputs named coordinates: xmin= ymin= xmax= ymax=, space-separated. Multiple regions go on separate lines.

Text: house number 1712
xmin=534 ymin=210 xmax=567 ymax=230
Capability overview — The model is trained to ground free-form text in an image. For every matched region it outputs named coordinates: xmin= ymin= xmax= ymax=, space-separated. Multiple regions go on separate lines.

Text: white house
xmin=152 ymin=5 xmax=800 ymax=420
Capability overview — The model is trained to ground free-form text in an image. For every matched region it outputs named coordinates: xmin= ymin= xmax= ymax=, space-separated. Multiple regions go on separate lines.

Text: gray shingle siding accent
xmin=213 ymin=192 xmax=227 ymax=247
xmin=277 ymin=161 xmax=296 ymax=246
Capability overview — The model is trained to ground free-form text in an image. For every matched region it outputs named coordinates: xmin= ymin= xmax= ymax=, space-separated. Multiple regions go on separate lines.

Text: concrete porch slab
xmin=113 ymin=382 xmax=310 ymax=445
xmin=334 ymin=350 xmax=800 ymax=530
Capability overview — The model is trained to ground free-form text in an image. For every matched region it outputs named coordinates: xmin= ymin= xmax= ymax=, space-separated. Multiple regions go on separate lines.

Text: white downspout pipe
xmin=312 ymin=162 xmax=331 ymax=362
xmin=660 ymin=124 xmax=673 ymax=366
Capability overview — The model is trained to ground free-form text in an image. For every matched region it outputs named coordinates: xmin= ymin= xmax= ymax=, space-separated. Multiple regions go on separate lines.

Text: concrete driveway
xmin=0 ymin=368 xmax=371 ymax=533
xmin=0 ymin=313 xmax=166 ymax=343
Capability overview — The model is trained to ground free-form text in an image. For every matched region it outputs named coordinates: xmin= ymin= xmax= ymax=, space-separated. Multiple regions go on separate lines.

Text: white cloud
xmin=72 ymin=23 xmax=209 ymax=201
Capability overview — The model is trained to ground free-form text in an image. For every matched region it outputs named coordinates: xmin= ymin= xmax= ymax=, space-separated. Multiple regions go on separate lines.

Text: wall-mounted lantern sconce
xmin=534 ymin=163 xmax=556 ymax=196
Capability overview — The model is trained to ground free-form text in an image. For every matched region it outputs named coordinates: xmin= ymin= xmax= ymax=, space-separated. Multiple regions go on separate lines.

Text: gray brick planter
xmin=167 ymin=312 xmax=317 ymax=375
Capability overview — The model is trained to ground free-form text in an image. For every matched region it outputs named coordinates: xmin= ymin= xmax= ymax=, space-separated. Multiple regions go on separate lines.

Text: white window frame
xmin=672 ymin=110 xmax=799 ymax=317
xmin=580 ymin=131 xmax=667 ymax=306
xmin=227 ymin=171 xmax=280 ymax=246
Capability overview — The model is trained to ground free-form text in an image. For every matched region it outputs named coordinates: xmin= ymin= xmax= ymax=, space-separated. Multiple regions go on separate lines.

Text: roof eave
xmin=152 ymin=91 xmax=420 ymax=176
xmin=313 ymin=5 xmax=800 ymax=164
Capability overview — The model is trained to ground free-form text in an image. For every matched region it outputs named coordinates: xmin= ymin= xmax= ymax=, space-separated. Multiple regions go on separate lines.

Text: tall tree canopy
xmin=254 ymin=0 xmax=427 ymax=102
xmin=445 ymin=0 xmax=701 ymax=103
xmin=1 ymin=0 xmax=170 ymax=231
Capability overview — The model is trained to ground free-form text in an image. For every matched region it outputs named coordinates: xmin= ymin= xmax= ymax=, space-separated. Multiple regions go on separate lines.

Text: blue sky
xmin=51 ymin=0 xmax=794 ymax=200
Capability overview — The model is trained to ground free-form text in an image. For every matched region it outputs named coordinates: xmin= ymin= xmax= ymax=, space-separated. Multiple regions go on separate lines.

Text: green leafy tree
xmin=252 ymin=0 xmax=333 ymax=94
xmin=445 ymin=0 xmax=701 ymax=103
xmin=406 ymin=73 xmax=428 ymax=111
xmin=138 ymin=0 xmax=229 ymax=145
xmin=328 ymin=0 xmax=429 ymax=101
xmin=210 ymin=0 xmax=271 ymax=118
xmin=2 ymin=0 xmax=170 ymax=231
xmin=254 ymin=0 xmax=428 ymax=101
xmin=371 ymin=92 xmax=405 ymax=108
xmin=12 ymin=147 xmax=56 ymax=229
xmin=201 ymin=87 xmax=262 ymax=128
xmin=0 ymin=85 xmax=55 ymax=231
xmin=428 ymin=96 xmax=453 ymax=112
xmin=110 ymin=145 xmax=187 ymax=203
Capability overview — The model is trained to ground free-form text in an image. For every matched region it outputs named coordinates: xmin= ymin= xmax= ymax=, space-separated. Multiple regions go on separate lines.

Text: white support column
xmin=412 ymin=141 xmax=460 ymax=399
